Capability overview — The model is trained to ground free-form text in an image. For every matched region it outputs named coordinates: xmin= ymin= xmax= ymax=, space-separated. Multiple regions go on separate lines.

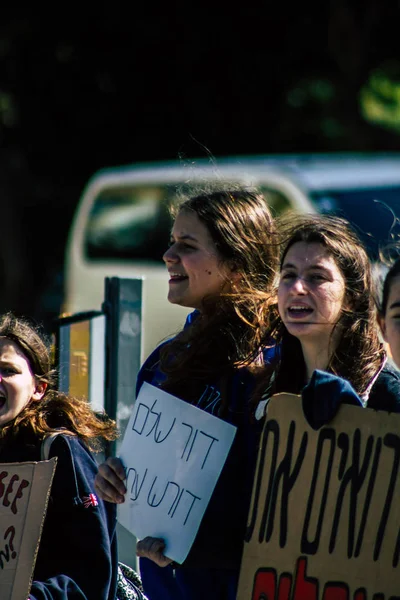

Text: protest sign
xmin=0 ymin=458 xmax=57 ymax=600
xmin=237 ymin=393 xmax=400 ymax=599
xmin=117 ymin=382 xmax=237 ymax=564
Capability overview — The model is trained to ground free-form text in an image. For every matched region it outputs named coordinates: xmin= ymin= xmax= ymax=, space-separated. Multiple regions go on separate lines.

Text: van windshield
xmin=311 ymin=186 xmax=400 ymax=260
xmin=84 ymin=183 xmax=291 ymax=262
xmin=85 ymin=185 xmax=176 ymax=262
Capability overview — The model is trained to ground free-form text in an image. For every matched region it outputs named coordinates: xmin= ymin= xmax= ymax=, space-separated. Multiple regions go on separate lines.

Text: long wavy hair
xmin=254 ymin=214 xmax=384 ymax=400
xmin=159 ymin=187 xmax=279 ymax=403
xmin=0 ymin=312 xmax=118 ymax=451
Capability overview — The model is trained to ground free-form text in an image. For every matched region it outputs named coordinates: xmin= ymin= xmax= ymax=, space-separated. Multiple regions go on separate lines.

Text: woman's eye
xmin=310 ymin=274 xmax=326 ymax=282
xmin=178 ymin=242 xmax=195 ymax=252
xmin=281 ymin=272 xmax=296 ymax=280
xmin=0 ymin=368 xmax=16 ymax=377
xmin=168 ymin=240 xmax=195 ymax=251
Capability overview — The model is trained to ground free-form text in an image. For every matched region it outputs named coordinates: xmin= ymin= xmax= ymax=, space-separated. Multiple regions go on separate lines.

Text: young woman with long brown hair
xmin=254 ymin=214 xmax=400 ymax=423
xmin=94 ymin=187 xmax=279 ymax=600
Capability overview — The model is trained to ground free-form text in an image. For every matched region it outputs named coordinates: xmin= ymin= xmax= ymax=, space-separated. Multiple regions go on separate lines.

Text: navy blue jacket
xmin=0 ymin=432 xmax=118 ymax=600
xmin=366 ymin=364 xmax=400 ymax=412
xmin=299 ymin=364 xmax=400 ymax=428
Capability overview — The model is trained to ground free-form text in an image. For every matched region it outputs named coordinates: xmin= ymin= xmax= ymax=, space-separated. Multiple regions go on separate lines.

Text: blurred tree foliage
xmin=0 ymin=1 xmax=399 ymax=329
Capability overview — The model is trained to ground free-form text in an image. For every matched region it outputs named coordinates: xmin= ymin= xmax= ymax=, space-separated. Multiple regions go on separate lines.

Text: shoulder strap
xmin=41 ymin=432 xmax=64 ymax=461
xmin=41 ymin=432 xmax=81 ymax=499
xmin=360 ymin=353 xmax=387 ymax=407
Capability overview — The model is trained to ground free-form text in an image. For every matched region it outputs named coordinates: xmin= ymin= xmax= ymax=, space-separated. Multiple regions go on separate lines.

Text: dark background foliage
xmin=0 ymin=2 xmax=399 ymax=331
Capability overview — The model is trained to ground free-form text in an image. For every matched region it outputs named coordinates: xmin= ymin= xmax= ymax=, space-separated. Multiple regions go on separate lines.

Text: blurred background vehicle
xmin=62 ymin=151 xmax=400 ymax=356
xmin=3 ymin=3 xmax=400 ymax=337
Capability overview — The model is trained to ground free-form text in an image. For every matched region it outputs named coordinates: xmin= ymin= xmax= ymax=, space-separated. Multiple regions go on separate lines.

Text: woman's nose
xmin=291 ymin=276 xmax=308 ymax=294
xmin=163 ymin=245 xmax=179 ymax=264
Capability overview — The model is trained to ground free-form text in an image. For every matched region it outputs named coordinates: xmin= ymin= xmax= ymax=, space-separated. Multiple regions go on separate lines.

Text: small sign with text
xmin=117 ymin=382 xmax=237 ymax=564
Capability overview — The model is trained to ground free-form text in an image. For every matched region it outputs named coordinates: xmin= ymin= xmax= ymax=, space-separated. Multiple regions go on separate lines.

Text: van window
xmin=260 ymin=186 xmax=295 ymax=216
xmin=311 ymin=186 xmax=400 ymax=259
xmin=84 ymin=183 xmax=291 ymax=262
xmin=85 ymin=185 xmax=173 ymax=261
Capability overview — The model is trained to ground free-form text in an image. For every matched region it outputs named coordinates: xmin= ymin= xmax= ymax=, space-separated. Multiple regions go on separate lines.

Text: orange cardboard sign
xmin=237 ymin=394 xmax=400 ymax=600
xmin=0 ymin=459 xmax=57 ymax=600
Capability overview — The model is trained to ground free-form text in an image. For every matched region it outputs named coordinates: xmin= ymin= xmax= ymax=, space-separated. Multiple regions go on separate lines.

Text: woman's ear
xmin=32 ymin=381 xmax=47 ymax=401
xmin=230 ymin=270 xmax=242 ymax=285
xmin=227 ymin=262 xmax=243 ymax=285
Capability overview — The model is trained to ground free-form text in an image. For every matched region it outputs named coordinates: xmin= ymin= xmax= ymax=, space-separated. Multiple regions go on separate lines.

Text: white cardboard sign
xmin=117 ymin=382 xmax=237 ymax=563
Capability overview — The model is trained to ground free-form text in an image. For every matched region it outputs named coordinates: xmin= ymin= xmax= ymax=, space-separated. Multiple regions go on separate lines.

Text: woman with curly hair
xmin=254 ymin=214 xmax=400 ymax=424
xmin=94 ymin=187 xmax=279 ymax=600
xmin=0 ymin=311 xmax=119 ymax=599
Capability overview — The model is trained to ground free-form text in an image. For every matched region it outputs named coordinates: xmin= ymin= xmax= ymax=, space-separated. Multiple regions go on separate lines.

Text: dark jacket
xmin=0 ymin=432 xmax=118 ymax=600
xmin=292 ymin=364 xmax=400 ymax=431
xmin=367 ymin=363 xmax=400 ymax=413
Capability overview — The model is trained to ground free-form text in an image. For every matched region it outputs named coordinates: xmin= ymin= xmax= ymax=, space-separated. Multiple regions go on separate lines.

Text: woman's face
xmin=0 ymin=338 xmax=46 ymax=426
xmin=162 ymin=210 xmax=235 ymax=310
xmin=278 ymin=241 xmax=346 ymax=348
xmin=379 ymin=274 xmax=400 ymax=369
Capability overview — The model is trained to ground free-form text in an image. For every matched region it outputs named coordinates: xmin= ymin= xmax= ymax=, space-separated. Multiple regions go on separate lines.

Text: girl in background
xmin=377 ymin=257 xmax=400 ymax=370
xmin=0 ymin=312 xmax=119 ymax=600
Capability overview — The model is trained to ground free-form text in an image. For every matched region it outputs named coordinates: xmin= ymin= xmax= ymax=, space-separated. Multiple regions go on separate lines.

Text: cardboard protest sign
xmin=117 ymin=382 xmax=237 ymax=564
xmin=0 ymin=458 xmax=57 ymax=600
xmin=238 ymin=393 xmax=400 ymax=600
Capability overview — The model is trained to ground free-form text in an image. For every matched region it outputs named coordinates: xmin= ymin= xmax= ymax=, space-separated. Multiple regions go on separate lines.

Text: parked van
xmin=63 ymin=152 xmax=400 ymax=358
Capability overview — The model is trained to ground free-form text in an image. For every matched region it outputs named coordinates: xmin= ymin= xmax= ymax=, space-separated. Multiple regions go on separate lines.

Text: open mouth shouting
xmin=287 ymin=304 xmax=314 ymax=319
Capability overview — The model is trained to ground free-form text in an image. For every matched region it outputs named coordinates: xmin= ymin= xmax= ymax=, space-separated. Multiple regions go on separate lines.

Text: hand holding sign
xmin=136 ymin=536 xmax=173 ymax=567
xmin=117 ymin=382 xmax=237 ymax=564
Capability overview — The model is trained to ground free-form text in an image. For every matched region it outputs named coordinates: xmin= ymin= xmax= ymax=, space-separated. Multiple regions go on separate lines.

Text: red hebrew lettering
xmin=250 ymin=558 xmax=386 ymax=600
xmin=323 ymin=585 xmax=348 ymax=600
xmin=252 ymin=569 xmax=293 ymax=600
xmin=278 ymin=574 xmax=292 ymax=600
xmin=252 ymin=568 xmax=276 ymax=600
xmin=293 ymin=557 xmax=318 ymax=600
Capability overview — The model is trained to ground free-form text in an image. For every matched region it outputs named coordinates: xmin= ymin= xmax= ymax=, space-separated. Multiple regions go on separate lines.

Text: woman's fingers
xmin=94 ymin=457 xmax=127 ymax=503
xmin=136 ymin=537 xmax=173 ymax=568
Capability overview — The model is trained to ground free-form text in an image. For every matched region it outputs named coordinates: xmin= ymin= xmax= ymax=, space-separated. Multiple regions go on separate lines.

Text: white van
xmin=63 ymin=152 xmax=400 ymax=357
